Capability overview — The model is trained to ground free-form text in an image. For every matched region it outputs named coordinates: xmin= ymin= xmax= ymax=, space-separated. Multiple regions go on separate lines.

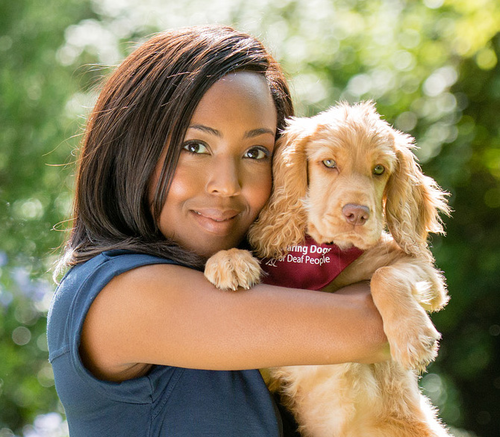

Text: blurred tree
xmin=428 ymin=33 xmax=500 ymax=437
xmin=0 ymin=0 xmax=97 ymax=434
xmin=1 ymin=0 xmax=499 ymax=436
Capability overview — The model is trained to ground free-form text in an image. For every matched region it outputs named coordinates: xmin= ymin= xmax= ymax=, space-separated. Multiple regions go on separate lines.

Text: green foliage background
xmin=1 ymin=0 xmax=499 ymax=436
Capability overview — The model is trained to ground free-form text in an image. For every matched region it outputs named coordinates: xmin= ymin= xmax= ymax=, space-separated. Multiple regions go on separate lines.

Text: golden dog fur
xmin=205 ymin=101 xmax=452 ymax=436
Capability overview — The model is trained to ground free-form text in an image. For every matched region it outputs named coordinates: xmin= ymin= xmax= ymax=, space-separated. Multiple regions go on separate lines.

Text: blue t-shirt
xmin=47 ymin=250 xmax=283 ymax=436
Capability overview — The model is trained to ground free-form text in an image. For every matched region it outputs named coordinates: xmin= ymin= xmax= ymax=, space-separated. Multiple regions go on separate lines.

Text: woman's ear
xmin=384 ymin=132 xmax=450 ymax=256
xmin=248 ymin=116 xmax=316 ymax=258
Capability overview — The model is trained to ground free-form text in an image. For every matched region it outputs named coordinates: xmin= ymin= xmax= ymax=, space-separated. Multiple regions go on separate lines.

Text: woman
xmin=48 ymin=25 xmax=388 ymax=436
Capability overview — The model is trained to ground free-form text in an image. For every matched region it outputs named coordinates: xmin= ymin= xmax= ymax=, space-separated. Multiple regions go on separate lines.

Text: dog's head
xmin=249 ymin=101 xmax=450 ymax=258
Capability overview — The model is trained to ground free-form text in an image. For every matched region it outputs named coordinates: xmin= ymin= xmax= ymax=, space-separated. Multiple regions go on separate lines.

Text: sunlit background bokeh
xmin=1 ymin=0 xmax=500 ymax=436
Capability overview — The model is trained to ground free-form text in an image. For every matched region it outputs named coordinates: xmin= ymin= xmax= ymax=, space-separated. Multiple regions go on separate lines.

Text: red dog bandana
xmin=261 ymin=235 xmax=364 ymax=290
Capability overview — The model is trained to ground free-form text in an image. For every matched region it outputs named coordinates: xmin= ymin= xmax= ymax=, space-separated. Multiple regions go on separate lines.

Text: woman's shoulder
xmin=47 ymin=251 xmax=183 ymax=355
xmin=58 ymin=250 xmax=180 ymax=287
xmin=49 ymin=250 xmax=185 ymax=324
xmin=84 ymin=249 xmax=180 ymax=269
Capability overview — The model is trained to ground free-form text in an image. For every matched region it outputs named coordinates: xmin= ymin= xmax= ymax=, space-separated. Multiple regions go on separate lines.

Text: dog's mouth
xmin=307 ymin=220 xmax=381 ymax=251
xmin=321 ymin=234 xmax=374 ymax=251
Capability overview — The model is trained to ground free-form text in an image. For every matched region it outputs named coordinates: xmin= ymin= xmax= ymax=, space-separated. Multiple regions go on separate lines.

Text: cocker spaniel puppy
xmin=205 ymin=101 xmax=451 ymax=437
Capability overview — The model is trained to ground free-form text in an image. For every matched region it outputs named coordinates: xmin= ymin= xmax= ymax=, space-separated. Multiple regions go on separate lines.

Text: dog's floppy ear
xmin=384 ymin=132 xmax=450 ymax=256
xmin=248 ymin=116 xmax=316 ymax=258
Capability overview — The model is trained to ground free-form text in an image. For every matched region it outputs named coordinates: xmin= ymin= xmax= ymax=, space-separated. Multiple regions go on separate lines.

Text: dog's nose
xmin=342 ymin=204 xmax=370 ymax=226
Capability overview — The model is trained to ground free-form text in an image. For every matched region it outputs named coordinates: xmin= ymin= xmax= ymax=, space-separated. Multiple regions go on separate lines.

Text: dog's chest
xmin=261 ymin=236 xmax=363 ymax=290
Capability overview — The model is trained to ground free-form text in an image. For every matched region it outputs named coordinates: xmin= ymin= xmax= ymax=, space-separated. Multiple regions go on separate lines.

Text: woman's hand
xmin=333 ymin=282 xmax=390 ymax=364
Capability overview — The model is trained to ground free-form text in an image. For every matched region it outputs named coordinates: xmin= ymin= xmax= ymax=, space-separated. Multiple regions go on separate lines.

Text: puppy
xmin=205 ymin=101 xmax=452 ymax=437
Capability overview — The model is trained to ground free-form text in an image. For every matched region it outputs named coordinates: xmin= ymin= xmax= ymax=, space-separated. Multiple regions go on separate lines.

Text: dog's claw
xmin=204 ymin=249 xmax=262 ymax=291
xmin=386 ymin=316 xmax=441 ymax=371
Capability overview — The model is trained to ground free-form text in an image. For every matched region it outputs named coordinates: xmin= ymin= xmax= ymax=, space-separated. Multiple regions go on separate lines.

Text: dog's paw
xmin=204 ymin=249 xmax=262 ymax=291
xmin=385 ymin=308 xmax=441 ymax=371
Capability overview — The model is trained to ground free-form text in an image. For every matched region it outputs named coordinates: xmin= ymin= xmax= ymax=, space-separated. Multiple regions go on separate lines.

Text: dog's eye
xmin=373 ymin=165 xmax=385 ymax=175
xmin=323 ymin=159 xmax=337 ymax=169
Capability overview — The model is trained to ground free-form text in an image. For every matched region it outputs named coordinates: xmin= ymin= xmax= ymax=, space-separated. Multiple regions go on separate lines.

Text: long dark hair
xmin=60 ymin=25 xmax=294 ymax=270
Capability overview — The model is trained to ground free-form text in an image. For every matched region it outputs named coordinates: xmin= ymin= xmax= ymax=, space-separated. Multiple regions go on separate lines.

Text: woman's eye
xmin=244 ymin=147 xmax=270 ymax=160
xmin=183 ymin=141 xmax=209 ymax=154
xmin=373 ymin=164 xmax=385 ymax=175
xmin=323 ymin=159 xmax=337 ymax=169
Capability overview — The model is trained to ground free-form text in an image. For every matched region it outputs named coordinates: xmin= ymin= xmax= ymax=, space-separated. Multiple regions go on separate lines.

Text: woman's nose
xmin=206 ymin=159 xmax=242 ymax=196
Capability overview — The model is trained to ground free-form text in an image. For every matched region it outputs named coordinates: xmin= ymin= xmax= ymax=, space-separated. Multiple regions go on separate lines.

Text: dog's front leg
xmin=370 ymin=261 xmax=443 ymax=371
xmin=204 ymin=249 xmax=263 ymax=291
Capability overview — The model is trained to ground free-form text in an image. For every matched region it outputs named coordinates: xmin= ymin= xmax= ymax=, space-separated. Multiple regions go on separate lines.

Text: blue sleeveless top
xmin=47 ymin=250 xmax=283 ymax=436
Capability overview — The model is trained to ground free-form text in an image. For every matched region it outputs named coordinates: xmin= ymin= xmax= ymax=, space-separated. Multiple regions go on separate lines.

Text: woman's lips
xmin=190 ymin=209 xmax=240 ymax=235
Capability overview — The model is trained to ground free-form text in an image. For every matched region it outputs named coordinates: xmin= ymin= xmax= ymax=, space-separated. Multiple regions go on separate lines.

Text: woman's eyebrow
xmin=244 ymin=128 xmax=276 ymax=139
xmin=189 ymin=124 xmax=221 ymax=137
xmin=188 ymin=125 xmax=275 ymax=139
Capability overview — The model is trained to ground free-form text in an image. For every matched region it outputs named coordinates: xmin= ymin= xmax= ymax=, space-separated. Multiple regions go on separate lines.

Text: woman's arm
xmin=80 ymin=264 xmax=389 ymax=381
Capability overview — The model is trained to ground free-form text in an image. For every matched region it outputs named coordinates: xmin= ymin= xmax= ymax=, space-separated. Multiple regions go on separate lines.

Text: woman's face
xmin=152 ymin=71 xmax=278 ymax=258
